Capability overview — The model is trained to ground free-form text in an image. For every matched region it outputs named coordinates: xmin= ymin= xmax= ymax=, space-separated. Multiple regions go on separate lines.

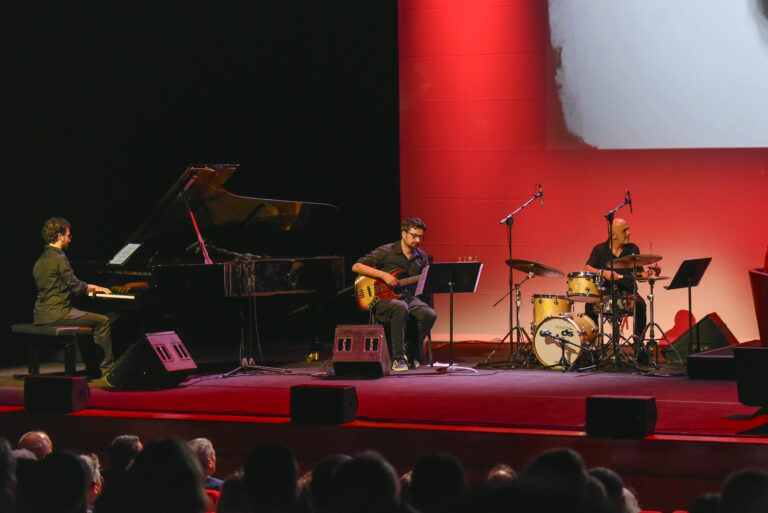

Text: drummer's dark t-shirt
xmin=586 ymin=240 xmax=641 ymax=293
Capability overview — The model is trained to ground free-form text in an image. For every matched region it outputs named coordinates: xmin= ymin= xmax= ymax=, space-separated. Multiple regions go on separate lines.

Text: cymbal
xmin=636 ymin=275 xmax=670 ymax=282
xmin=505 ymin=258 xmax=564 ymax=278
xmin=608 ymin=253 xmax=662 ymax=269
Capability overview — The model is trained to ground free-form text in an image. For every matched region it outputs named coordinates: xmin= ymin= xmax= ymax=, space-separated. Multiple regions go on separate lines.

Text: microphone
xmin=540 ymin=329 xmax=552 ymax=337
xmin=539 ymin=184 xmax=544 ymax=208
xmin=626 ymin=189 xmax=633 ymax=214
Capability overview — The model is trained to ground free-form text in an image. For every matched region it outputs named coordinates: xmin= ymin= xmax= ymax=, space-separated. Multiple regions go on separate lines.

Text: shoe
xmin=409 ymin=360 xmax=421 ymax=369
xmin=391 ymin=359 xmax=408 ymax=372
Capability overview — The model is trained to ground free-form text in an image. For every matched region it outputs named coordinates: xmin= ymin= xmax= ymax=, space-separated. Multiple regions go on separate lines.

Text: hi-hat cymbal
xmin=636 ymin=275 xmax=670 ymax=282
xmin=608 ymin=253 xmax=662 ymax=269
xmin=505 ymin=258 xmax=564 ymax=278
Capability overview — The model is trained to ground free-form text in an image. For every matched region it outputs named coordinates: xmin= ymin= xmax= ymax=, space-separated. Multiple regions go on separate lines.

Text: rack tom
xmin=567 ymin=272 xmax=601 ymax=303
xmin=531 ymin=294 xmax=572 ymax=335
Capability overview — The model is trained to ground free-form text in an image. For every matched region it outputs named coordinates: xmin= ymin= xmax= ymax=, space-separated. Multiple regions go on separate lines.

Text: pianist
xmin=32 ymin=217 xmax=114 ymax=379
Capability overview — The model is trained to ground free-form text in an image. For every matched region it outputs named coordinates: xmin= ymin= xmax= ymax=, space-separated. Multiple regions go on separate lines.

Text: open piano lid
xmin=119 ymin=164 xmax=339 ymax=266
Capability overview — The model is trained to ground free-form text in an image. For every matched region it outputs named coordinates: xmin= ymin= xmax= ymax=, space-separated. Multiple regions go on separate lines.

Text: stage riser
xmin=2 ymin=409 xmax=765 ymax=512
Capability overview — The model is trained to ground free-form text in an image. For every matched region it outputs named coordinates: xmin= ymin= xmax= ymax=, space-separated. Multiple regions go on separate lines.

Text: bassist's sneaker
xmin=409 ymin=359 xmax=421 ymax=369
xmin=391 ymin=359 xmax=409 ymax=372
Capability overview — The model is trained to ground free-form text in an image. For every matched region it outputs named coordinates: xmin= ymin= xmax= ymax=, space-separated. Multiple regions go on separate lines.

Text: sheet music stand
xmin=416 ymin=262 xmax=483 ymax=373
xmin=665 ymin=257 xmax=712 ymax=354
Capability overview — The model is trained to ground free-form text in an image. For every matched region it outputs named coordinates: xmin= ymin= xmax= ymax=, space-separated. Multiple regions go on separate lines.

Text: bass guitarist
xmin=352 ymin=217 xmax=437 ymax=371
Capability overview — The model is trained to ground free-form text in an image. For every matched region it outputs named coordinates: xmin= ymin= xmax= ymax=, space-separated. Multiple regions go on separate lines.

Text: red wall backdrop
xmin=398 ymin=0 xmax=767 ymax=344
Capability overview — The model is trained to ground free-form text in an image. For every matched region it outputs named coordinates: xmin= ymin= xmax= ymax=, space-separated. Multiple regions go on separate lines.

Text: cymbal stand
xmin=486 ymin=272 xmax=535 ymax=365
xmin=508 ymin=272 xmax=535 ymax=364
xmin=640 ymin=278 xmax=679 ymax=369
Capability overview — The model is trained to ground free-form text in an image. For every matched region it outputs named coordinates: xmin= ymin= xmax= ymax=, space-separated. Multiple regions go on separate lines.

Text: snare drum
xmin=531 ymin=294 xmax=572 ymax=334
xmin=601 ymin=292 xmax=635 ymax=316
xmin=533 ymin=313 xmax=598 ymax=368
xmin=567 ymin=272 xmax=601 ymax=302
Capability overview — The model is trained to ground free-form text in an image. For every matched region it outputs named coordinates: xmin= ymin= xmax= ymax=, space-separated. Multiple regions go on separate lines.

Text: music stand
xmin=665 ymin=257 xmax=712 ymax=354
xmin=416 ymin=262 xmax=483 ymax=373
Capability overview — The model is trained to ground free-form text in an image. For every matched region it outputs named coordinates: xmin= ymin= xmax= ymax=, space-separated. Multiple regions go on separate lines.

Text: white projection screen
xmin=548 ymin=0 xmax=768 ymax=149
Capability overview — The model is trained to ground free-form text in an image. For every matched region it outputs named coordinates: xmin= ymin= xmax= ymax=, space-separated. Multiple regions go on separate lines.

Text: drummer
xmin=583 ymin=218 xmax=659 ymax=342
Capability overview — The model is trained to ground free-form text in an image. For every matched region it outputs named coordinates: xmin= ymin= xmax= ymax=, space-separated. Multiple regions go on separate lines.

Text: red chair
xmin=205 ymin=489 xmax=221 ymax=512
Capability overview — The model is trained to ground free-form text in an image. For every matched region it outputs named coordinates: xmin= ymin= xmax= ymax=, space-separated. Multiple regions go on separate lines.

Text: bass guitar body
xmin=354 ymin=269 xmax=421 ymax=311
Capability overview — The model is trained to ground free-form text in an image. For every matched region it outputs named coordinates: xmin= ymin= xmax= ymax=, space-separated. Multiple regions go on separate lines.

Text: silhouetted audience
xmin=690 ymin=492 xmax=721 ymax=513
xmin=243 ymin=442 xmax=298 ymax=513
xmin=13 ymin=450 xmax=38 ymax=513
xmin=409 ymin=453 xmax=467 ymax=513
xmin=589 ymin=467 xmax=626 ymax=513
xmin=94 ymin=434 xmax=143 ymax=513
xmin=188 ymin=438 xmax=224 ymax=491
xmin=16 ymin=431 xmax=52 ymax=460
xmin=331 ymin=450 xmax=399 ymax=513
xmin=518 ymin=447 xmax=608 ymax=513
xmin=79 ymin=453 xmax=103 ymax=513
xmin=123 ymin=437 xmax=209 ymax=513
xmin=0 ymin=438 xmax=16 ymax=513
xmin=36 ymin=450 xmax=89 ymax=513
xmin=485 ymin=463 xmax=517 ymax=485
xmin=308 ymin=454 xmax=351 ymax=513
xmin=719 ymin=468 xmax=768 ymax=513
xmin=217 ymin=473 xmax=251 ymax=513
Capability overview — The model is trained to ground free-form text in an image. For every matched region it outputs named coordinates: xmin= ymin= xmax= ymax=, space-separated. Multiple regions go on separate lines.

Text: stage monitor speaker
xmin=290 ymin=385 xmax=358 ymax=424
xmin=662 ymin=312 xmax=737 ymax=364
xmin=105 ymin=331 xmax=197 ymax=390
xmin=586 ymin=395 xmax=657 ymax=439
xmin=734 ymin=347 xmax=768 ymax=407
xmin=24 ymin=375 xmax=89 ymax=413
xmin=332 ymin=325 xmax=390 ymax=379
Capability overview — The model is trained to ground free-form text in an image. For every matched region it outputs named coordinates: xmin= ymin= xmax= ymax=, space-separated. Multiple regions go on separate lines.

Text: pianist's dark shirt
xmin=32 ymin=246 xmax=88 ymax=324
xmin=356 ymin=240 xmax=429 ymax=300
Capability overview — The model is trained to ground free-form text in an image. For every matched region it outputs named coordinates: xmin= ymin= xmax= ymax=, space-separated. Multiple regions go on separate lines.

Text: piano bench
xmin=10 ymin=324 xmax=93 ymax=379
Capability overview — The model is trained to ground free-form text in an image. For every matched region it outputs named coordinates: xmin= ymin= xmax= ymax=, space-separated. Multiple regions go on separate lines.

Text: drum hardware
xmin=487 ymin=258 xmax=565 ymax=366
xmin=636 ymin=275 xmax=678 ymax=368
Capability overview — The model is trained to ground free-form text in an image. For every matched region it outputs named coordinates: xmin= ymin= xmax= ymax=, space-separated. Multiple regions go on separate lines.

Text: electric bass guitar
xmin=354 ymin=269 xmax=422 ymax=311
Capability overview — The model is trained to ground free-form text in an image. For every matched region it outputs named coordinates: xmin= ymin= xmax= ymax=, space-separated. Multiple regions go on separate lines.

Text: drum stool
xmin=10 ymin=323 xmax=92 ymax=379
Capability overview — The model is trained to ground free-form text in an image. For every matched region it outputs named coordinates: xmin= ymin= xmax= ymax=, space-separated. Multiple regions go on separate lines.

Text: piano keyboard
xmin=89 ymin=292 xmax=136 ymax=300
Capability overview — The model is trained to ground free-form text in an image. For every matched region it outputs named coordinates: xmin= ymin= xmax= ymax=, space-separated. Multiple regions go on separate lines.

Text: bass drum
xmin=531 ymin=294 xmax=572 ymax=335
xmin=533 ymin=313 xmax=598 ymax=369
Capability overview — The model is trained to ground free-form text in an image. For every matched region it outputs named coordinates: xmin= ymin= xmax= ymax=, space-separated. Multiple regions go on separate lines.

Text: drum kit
xmin=505 ymin=253 xmax=673 ymax=371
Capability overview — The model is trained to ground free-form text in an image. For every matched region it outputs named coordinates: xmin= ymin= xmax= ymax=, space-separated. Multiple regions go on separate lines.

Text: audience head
xmin=17 ymin=430 xmax=53 ymax=460
xmin=589 ymin=467 xmax=626 ymax=513
xmin=124 ymin=437 xmax=208 ymax=513
xmin=217 ymin=474 xmax=251 ymax=513
xmin=720 ymin=468 xmax=768 ymax=513
xmin=690 ymin=492 xmax=721 ymax=513
xmin=486 ymin=463 xmax=517 ymax=485
xmin=188 ymin=437 xmax=217 ymax=477
xmin=331 ymin=450 xmax=399 ymax=513
xmin=243 ymin=441 xmax=298 ymax=513
xmin=520 ymin=448 xmax=607 ymax=513
xmin=109 ymin=434 xmax=142 ymax=471
xmin=37 ymin=450 xmax=89 ymax=513
xmin=79 ymin=453 xmax=103 ymax=508
xmin=0 ymin=438 xmax=16 ymax=513
xmin=623 ymin=487 xmax=641 ymax=513
xmin=309 ymin=453 xmax=351 ymax=513
xmin=410 ymin=453 xmax=467 ymax=513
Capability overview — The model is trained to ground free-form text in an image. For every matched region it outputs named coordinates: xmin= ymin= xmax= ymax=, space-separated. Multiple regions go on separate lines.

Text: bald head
xmin=17 ymin=431 xmax=52 ymax=460
xmin=610 ymin=218 xmax=630 ymax=248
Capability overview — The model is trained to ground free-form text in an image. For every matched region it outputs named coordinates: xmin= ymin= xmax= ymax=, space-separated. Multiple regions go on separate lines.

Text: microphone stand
xmin=498 ymin=188 xmax=543 ymax=366
xmin=601 ymin=197 xmax=636 ymax=369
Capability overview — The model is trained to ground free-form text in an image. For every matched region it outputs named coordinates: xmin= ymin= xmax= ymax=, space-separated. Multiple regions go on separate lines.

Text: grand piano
xmin=76 ymin=164 xmax=345 ymax=359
